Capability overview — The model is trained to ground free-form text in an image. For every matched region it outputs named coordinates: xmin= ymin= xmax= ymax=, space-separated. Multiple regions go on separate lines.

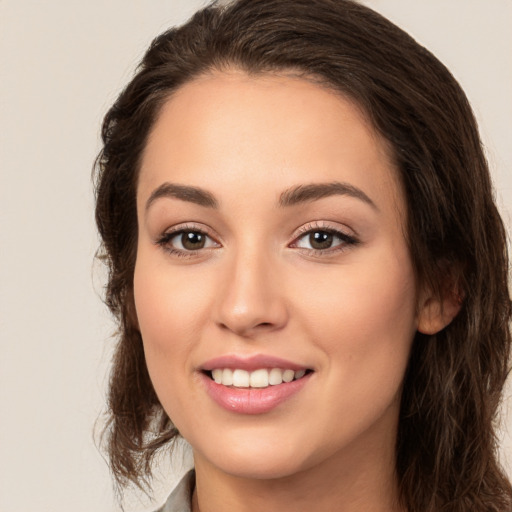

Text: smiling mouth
xmin=205 ymin=368 xmax=314 ymax=388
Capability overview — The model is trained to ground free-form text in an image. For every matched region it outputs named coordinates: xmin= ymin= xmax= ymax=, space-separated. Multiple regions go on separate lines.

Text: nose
xmin=214 ymin=248 xmax=289 ymax=338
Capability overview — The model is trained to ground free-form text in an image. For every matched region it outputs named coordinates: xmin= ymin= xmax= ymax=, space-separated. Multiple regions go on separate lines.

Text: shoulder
xmin=154 ymin=470 xmax=195 ymax=512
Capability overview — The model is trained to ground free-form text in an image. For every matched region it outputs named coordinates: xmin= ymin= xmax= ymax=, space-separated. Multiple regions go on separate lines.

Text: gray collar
xmin=156 ymin=470 xmax=195 ymax=512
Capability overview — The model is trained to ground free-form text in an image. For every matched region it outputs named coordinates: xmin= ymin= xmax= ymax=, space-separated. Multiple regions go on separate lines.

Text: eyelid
xmin=291 ymin=220 xmax=357 ymax=241
xmin=157 ymin=222 xmax=220 ymax=240
xmin=288 ymin=220 xmax=359 ymax=255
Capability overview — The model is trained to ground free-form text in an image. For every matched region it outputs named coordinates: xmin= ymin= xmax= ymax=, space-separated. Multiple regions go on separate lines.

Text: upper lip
xmin=200 ymin=354 xmax=310 ymax=372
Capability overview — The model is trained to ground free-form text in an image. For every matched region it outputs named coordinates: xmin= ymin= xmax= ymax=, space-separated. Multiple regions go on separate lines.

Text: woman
xmin=94 ymin=0 xmax=512 ymax=511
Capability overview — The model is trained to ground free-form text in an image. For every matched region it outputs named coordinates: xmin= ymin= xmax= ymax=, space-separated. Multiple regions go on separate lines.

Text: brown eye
xmin=181 ymin=231 xmax=206 ymax=250
xmin=292 ymin=227 xmax=358 ymax=254
xmin=158 ymin=229 xmax=219 ymax=253
xmin=309 ymin=231 xmax=334 ymax=250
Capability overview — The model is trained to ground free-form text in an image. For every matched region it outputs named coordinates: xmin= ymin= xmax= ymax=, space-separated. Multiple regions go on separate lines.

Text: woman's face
xmin=134 ymin=71 xmax=422 ymax=479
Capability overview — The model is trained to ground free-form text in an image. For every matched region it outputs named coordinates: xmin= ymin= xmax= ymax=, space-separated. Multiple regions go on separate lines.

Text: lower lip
xmin=200 ymin=372 xmax=312 ymax=415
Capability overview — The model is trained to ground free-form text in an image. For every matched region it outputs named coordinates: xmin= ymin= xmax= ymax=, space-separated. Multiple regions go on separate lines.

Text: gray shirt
xmin=156 ymin=470 xmax=195 ymax=512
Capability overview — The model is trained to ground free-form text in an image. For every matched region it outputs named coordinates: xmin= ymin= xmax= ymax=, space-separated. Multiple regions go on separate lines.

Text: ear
xmin=417 ymin=288 xmax=462 ymax=335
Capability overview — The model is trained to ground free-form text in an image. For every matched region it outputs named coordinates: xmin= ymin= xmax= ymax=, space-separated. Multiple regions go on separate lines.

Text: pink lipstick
xmin=199 ymin=354 xmax=313 ymax=414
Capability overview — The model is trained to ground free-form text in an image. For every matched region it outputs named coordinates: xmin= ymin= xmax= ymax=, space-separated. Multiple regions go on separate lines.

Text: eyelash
xmin=155 ymin=224 xmax=220 ymax=259
xmin=290 ymin=222 xmax=359 ymax=256
xmin=155 ymin=222 xmax=359 ymax=259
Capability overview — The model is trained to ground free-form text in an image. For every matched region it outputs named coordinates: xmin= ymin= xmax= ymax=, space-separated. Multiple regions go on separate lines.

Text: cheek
xmin=133 ymin=253 xmax=211 ymax=423
xmin=133 ymin=253 xmax=210 ymax=353
xmin=324 ymin=244 xmax=414 ymax=325
xmin=348 ymin=264 xmax=416 ymax=341
xmin=299 ymin=250 xmax=417 ymax=446
xmin=132 ymin=251 xmax=207 ymax=413
xmin=298 ymin=245 xmax=417 ymax=379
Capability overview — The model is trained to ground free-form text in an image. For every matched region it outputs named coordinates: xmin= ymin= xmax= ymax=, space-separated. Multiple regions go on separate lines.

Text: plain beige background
xmin=1 ymin=1 xmax=510 ymax=511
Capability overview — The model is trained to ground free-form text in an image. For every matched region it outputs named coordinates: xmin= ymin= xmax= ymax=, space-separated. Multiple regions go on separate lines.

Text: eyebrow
xmin=279 ymin=182 xmax=378 ymax=210
xmin=145 ymin=180 xmax=377 ymax=212
xmin=145 ymin=183 xmax=219 ymax=211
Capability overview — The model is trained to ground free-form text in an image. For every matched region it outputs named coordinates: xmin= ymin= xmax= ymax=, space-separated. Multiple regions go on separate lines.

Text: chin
xmin=204 ymin=451 xmax=310 ymax=481
xmin=188 ymin=427 xmax=318 ymax=480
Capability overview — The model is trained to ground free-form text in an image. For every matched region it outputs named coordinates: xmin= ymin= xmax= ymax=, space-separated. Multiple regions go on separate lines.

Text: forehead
xmin=138 ymin=70 xmax=404 ymax=217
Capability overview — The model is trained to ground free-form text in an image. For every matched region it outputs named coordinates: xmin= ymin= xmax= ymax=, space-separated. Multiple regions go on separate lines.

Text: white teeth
xmin=249 ymin=369 xmax=269 ymax=388
xmin=212 ymin=368 xmax=222 ymax=384
xmin=282 ymin=369 xmax=295 ymax=383
xmin=269 ymin=368 xmax=283 ymax=385
xmin=222 ymin=368 xmax=233 ymax=386
xmin=232 ymin=369 xmax=250 ymax=387
xmin=210 ymin=368 xmax=309 ymax=388
xmin=294 ymin=369 xmax=306 ymax=379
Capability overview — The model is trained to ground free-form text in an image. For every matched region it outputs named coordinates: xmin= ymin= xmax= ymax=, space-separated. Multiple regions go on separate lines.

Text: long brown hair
xmin=94 ymin=1 xmax=512 ymax=510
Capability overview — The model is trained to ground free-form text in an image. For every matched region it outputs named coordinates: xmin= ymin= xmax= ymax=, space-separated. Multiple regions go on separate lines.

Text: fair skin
xmin=134 ymin=70 xmax=450 ymax=512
